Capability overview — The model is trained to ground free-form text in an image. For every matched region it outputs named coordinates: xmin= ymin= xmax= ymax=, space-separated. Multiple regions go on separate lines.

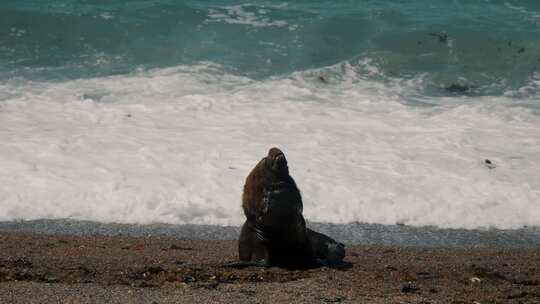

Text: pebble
xmin=470 ymin=277 xmax=482 ymax=284
xmin=400 ymin=282 xmax=419 ymax=293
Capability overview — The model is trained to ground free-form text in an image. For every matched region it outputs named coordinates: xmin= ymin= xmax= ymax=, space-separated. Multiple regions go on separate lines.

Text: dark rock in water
xmin=430 ymin=31 xmax=448 ymax=43
xmin=445 ymin=84 xmax=476 ymax=94
xmin=81 ymin=93 xmax=104 ymax=102
xmin=484 ymin=159 xmax=496 ymax=169
xmin=518 ymin=47 xmax=525 ymax=53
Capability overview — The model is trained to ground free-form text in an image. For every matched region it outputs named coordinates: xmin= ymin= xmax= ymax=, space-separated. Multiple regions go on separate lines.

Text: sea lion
xmin=307 ymin=228 xmax=345 ymax=266
xmin=234 ymin=147 xmax=345 ymax=269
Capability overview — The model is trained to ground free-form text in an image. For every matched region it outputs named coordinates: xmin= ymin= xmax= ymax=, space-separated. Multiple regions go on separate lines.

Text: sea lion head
xmin=243 ymin=147 xmax=300 ymax=228
xmin=265 ymin=147 xmax=289 ymax=177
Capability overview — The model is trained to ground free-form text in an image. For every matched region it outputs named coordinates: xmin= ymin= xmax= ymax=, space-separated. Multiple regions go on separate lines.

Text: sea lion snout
xmin=266 ymin=147 xmax=288 ymax=173
xmin=272 ymin=154 xmax=286 ymax=172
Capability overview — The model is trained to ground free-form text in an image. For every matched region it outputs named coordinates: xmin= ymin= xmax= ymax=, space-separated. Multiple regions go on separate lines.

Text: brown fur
xmin=242 ymin=147 xmax=301 ymax=224
xmin=235 ymin=147 xmax=345 ymax=269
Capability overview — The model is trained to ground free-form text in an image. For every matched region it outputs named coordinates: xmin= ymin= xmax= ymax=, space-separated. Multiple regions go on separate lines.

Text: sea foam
xmin=0 ymin=62 xmax=539 ymax=229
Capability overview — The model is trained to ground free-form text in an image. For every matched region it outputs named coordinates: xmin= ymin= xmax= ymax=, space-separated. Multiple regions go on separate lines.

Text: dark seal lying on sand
xmin=230 ymin=147 xmax=345 ymax=269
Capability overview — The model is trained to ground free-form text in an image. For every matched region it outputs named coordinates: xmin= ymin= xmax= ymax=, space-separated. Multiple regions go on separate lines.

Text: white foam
xmin=505 ymin=1 xmax=540 ymax=25
xmin=1 ymin=62 xmax=539 ymax=229
xmin=207 ymin=4 xmax=292 ymax=29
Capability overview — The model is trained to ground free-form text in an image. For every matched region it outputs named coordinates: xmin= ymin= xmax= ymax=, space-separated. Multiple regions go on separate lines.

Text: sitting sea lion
xmin=234 ymin=147 xmax=345 ymax=269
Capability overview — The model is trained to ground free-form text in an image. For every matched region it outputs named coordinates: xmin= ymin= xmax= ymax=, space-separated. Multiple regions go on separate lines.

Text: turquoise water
xmin=1 ymin=0 xmax=540 ymax=98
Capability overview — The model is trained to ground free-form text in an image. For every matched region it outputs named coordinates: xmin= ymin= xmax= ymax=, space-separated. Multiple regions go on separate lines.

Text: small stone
xmin=15 ymin=269 xmax=32 ymax=280
xmin=163 ymin=244 xmax=192 ymax=251
xmin=320 ymin=296 xmax=344 ymax=303
xmin=196 ymin=282 xmax=219 ymax=289
xmin=13 ymin=257 xmax=32 ymax=267
xmin=133 ymin=244 xmax=144 ymax=250
xmin=470 ymin=277 xmax=482 ymax=284
xmin=182 ymin=275 xmax=196 ymax=283
xmin=44 ymin=276 xmax=58 ymax=283
xmin=416 ymin=271 xmax=434 ymax=279
xmin=146 ymin=266 xmax=164 ymax=274
xmin=507 ymin=291 xmax=528 ymax=299
xmin=400 ymin=282 xmax=419 ymax=293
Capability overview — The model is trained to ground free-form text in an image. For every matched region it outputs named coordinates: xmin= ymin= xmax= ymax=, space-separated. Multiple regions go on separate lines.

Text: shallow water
xmin=2 ymin=0 xmax=540 ymax=97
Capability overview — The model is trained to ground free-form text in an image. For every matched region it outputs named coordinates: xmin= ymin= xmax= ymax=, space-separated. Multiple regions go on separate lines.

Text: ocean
xmin=1 ymin=0 xmax=539 ymax=246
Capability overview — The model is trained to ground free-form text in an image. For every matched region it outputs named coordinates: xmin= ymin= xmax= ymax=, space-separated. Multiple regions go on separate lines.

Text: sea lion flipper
xmin=307 ymin=228 xmax=345 ymax=266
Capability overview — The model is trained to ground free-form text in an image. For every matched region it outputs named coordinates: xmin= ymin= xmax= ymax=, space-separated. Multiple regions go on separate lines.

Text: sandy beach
xmin=1 ymin=232 xmax=539 ymax=303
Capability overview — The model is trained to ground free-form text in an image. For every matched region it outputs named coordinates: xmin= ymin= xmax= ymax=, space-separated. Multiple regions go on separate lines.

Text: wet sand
xmin=1 ymin=232 xmax=539 ymax=303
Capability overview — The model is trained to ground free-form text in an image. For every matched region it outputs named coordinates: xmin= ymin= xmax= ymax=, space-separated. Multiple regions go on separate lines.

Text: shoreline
xmin=1 ymin=231 xmax=539 ymax=303
xmin=2 ymin=219 xmax=540 ymax=248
